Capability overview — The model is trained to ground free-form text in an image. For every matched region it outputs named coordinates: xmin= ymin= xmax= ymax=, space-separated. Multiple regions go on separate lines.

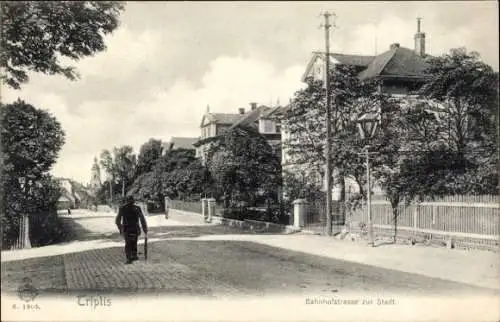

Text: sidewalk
xmin=168 ymin=209 xmax=500 ymax=291
xmin=243 ymin=234 xmax=500 ymax=290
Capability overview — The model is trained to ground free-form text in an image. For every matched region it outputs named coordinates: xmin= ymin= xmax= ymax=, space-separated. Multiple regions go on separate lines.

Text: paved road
xmin=1 ymin=209 xmax=497 ymax=298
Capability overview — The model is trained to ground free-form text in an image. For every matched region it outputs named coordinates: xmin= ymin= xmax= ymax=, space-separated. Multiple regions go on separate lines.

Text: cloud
xmin=2 ymin=56 xmax=305 ymax=184
xmin=2 ymin=2 xmax=497 ymax=185
xmin=76 ymin=27 xmax=163 ymax=79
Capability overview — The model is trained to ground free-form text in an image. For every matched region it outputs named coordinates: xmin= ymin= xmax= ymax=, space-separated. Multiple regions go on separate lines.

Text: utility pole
xmin=322 ymin=12 xmax=334 ymax=236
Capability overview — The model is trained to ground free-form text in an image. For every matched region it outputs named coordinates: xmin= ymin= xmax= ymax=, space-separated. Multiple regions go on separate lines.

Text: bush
xmin=220 ymin=207 xmax=246 ymax=221
xmin=29 ymin=209 xmax=70 ymax=246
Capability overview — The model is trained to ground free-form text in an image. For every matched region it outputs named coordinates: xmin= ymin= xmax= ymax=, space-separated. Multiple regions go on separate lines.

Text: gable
xmin=302 ymin=52 xmax=375 ymax=82
xmin=301 ymin=53 xmax=342 ymax=82
xmin=200 ymin=114 xmax=212 ymax=127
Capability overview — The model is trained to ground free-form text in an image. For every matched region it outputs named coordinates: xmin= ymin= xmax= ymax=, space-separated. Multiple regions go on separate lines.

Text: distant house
xmin=57 ymin=196 xmax=72 ymax=210
xmin=55 ymin=178 xmax=88 ymax=209
xmin=193 ymin=102 xmax=284 ymax=164
xmin=163 ymin=137 xmax=198 ymax=153
xmin=302 ymin=22 xmax=429 ymax=95
xmin=283 ymin=19 xmax=431 ymax=199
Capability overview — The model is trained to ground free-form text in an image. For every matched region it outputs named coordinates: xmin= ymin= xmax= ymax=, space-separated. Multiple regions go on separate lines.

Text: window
xmin=259 ymin=119 xmax=275 ymax=133
xmin=202 ymin=126 xmax=210 ymax=139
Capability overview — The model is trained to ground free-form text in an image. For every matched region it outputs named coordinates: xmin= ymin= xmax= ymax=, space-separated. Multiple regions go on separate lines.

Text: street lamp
xmin=356 ymin=112 xmax=379 ymax=247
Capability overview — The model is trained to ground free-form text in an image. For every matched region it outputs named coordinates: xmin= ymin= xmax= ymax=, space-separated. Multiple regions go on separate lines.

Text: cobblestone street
xmin=2 ymin=209 xmax=498 ymax=300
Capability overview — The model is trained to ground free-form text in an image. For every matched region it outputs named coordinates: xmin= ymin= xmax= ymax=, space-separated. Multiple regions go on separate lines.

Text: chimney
xmin=390 ymin=43 xmax=400 ymax=50
xmin=238 ymin=108 xmax=245 ymax=114
xmin=414 ymin=17 xmax=426 ymax=56
xmin=250 ymin=102 xmax=257 ymax=111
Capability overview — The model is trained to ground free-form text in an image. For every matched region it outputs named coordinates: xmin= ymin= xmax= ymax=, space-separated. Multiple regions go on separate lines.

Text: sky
xmin=3 ymin=1 xmax=498 ymax=185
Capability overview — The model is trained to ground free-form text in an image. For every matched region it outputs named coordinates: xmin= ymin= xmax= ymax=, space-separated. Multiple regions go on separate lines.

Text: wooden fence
xmin=170 ymin=200 xmax=224 ymax=215
xmin=346 ymin=195 xmax=500 ymax=248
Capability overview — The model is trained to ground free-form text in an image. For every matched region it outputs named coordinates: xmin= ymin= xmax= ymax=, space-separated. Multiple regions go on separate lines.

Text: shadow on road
xmin=374 ymin=240 xmax=396 ymax=247
xmin=2 ymin=238 xmax=498 ymax=299
xmin=58 ymin=213 xmax=282 ymax=245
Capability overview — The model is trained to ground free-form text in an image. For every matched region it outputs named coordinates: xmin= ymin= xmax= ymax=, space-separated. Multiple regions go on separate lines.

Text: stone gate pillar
xmin=201 ymin=198 xmax=208 ymax=221
xmin=292 ymin=199 xmax=308 ymax=229
xmin=164 ymin=197 xmax=170 ymax=219
xmin=206 ymin=198 xmax=216 ymax=223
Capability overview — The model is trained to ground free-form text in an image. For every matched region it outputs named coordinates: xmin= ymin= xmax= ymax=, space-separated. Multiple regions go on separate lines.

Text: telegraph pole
xmin=322 ymin=12 xmax=334 ymax=236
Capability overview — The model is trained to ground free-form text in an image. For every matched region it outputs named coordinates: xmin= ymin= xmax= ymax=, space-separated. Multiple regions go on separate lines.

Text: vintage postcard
xmin=1 ymin=1 xmax=499 ymax=321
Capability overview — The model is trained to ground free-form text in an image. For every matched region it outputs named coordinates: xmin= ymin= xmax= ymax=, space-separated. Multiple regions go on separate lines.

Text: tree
xmin=369 ymin=48 xmax=499 ymax=241
xmin=1 ymin=100 xmax=65 ymax=247
xmin=1 ymin=99 xmax=65 ymax=177
xmin=283 ymin=66 xmax=386 ymax=230
xmin=136 ymin=138 xmax=163 ymax=177
xmin=207 ymin=124 xmax=282 ymax=209
xmin=112 ymin=146 xmax=136 ymax=197
xmin=128 ymin=147 xmax=210 ymax=208
xmin=99 ymin=149 xmax=116 ymax=202
xmin=416 ymin=47 xmax=499 ymax=194
xmin=154 ymin=148 xmax=202 ymax=200
xmin=0 ymin=1 xmax=125 ymax=89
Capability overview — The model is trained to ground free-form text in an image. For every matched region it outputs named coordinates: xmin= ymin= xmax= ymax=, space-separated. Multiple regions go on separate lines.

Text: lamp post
xmin=356 ymin=112 xmax=379 ymax=247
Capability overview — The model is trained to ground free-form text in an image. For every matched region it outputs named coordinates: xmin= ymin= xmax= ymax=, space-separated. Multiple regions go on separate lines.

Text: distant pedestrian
xmin=115 ymin=195 xmax=148 ymax=264
xmin=67 ymin=208 xmax=71 ymax=215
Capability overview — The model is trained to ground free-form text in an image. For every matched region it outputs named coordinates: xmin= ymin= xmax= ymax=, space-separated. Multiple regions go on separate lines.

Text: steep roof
xmin=328 ymin=52 xmax=375 ymax=67
xmin=359 ymin=46 xmax=429 ymax=80
xmin=305 ymin=46 xmax=429 ymax=82
xmin=168 ymin=137 xmax=198 ymax=150
xmin=204 ymin=113 xmax=244 ymax=125
xmin=310 ymin=51 xmax=375 ymax=67
xmin=379 ymin=47 xmax=429 ymax=78
xmin=262 ymin=105 xmax=289 ymax=119
xmin=230 ymin=105 xmax=274 ymax=129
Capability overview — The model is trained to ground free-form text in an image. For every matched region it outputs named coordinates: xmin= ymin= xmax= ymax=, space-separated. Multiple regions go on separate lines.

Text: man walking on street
xmin=115 ymin=195 xmax=148 ymax=264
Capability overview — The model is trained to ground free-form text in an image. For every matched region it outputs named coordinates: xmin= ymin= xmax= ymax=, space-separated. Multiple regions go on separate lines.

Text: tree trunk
xmin=109 ymin=180 xmax=113 ymax=203
xmin=122 ymin=180 xmax=125 ymax=197
xmin=339 ymin=176 xmax=346 ymax=226
xmin=158 ymin=192 xmax=165 ymax=211
xmin=392 ymin=205 xmax=398 ymax=242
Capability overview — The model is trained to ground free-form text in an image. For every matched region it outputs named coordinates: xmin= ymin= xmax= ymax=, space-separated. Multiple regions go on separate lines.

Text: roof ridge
xmin=374 ymin=48 xmax=398 ymax=76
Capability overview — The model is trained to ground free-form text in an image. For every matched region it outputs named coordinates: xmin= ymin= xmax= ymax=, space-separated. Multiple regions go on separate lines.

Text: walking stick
xmin=144 ymin=233 xmax=148 ymax=262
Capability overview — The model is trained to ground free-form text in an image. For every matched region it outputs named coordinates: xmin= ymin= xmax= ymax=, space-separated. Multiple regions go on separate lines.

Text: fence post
xmin=431 ymin=205 xmax=437 ymax=240
xmin=413 ymin=204 xmax=418 ymax=238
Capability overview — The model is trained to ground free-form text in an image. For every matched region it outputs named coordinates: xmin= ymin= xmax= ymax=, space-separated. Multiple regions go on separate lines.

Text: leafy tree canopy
xmin=1 ymin=99 xmax=65 ymax=178
xmin=207 ymin=124 xmax=282 ymax=207
xmin=1 ymin=1 xmax=125 ymax=89
xmin=136 ymin=138 xmax=163 ymax=176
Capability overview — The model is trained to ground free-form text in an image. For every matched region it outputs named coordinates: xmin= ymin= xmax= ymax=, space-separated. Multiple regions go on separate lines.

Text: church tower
xmin=89 ymin=157 xmax=101 ymax=196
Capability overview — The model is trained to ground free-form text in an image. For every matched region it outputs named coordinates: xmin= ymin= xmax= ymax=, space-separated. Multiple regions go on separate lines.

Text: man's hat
xmin=125 ymin=195 xmax=135 ymax=204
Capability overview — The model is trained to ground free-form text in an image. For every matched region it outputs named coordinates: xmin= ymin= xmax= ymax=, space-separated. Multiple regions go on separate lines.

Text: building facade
xmin=193 ymin=102 xmax=283 ymax=165
xmin=283 ymin=19 xmax=430 ymax=199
